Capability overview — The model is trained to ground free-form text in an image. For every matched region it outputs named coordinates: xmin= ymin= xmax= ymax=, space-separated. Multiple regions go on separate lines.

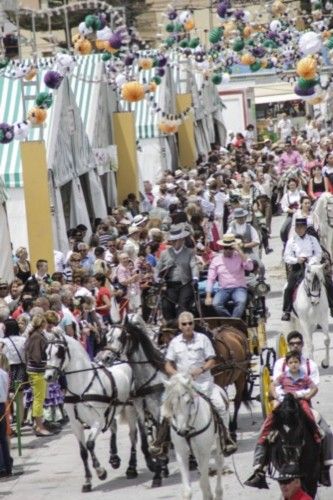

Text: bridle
xmin=304 ymin=270 xmax=322 ymax=302
xmin=46 ymin=333 xmax=71 ymax=375
xmin=171 ymin=390 xmax=212 ymax=442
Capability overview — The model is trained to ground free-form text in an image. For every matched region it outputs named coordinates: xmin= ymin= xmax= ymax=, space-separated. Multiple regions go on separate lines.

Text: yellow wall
xmin=112 ymin=112 xmax=139 ymax=204
xmin=176 ymin=93 xmax=197 ymax=168
xmin=21 ymin=141 xmax=55 ymax=274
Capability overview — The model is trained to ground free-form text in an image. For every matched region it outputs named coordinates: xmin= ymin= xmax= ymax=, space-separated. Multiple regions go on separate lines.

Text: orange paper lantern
xmin=138 ymin=58 xmax=154 ymax=70
xmin=121 ymin=81 xmax=145 ymax=102
xmin=24 ymin=68 xmax=37 ymax=81
xmin=243 ymin=26 xmax=253 ymax=38
xmin=241 ymin=53 xmax=255 ymax=65
xmin=296 ymin=57 xmax=317 ymax=79
xmin=272 ymin=1 xmax=286 ymax=15
xmin=159 ymin=121 xmax=178 ymax=134
xmin=184 ymin=19 xmax=195 ymax=31
xmin=74 ymin=38 xmax=92 ymax=55
xmin=95 ymin=39 xmax=108 ymax=51
xmin=28 ymin=107 xmax=47 ymax=125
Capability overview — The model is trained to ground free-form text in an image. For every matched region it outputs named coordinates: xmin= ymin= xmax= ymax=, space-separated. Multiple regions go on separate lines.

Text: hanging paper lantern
xmin=102 ymin=52 xmax=111 ymax=62
xmin=109 ymin=32 xmax=123 ymax=50
xmin=294 ymin=85 xmax=315 ymax=97
xmin=84 ymin=14 xmax=100 ymax=31
xmin=189 ymin=37 xmax=200 ymax=48
xmin=166 ymin=23 xmax=175 ymax=33
xmin=72 ymin=33 xmax=81 ymax=45
xmin=269 ymin=20 xmax=282 ymax=32
xmin=13 ymin=121 xmax=30 ymax=141
xmin=96 ymin=26 xmax=112 ymax=41
xmin=178 ymin=10 xmax=192 ymax=25
xmin=297 ymin=77 xmax=318 ymax=90
xmin=272 ymin=0 xmax=286 ymax=15
xmin=157 ymin=56 xmax=167 ymax=67
xmin=148 ymin=81 xmax=157 ymax=93
xmin=115 ymin=73 xmax=127 ymax=87
xmin=24 ymin=68 xmax=37 ymax=81
xmin=243 ymin=25 xmax=253 ymax=38
xmin=299 ymin=31 xmax=322 ymax=55
xmin=0 ymin=57 xmax=9 ymax=70
xmin=296 ymin=57 xmax=317 ymax=79
xmin=211 ymin=74 xmax=222 ymax=85
xmin=44 ymin=70 xmax=63 ymax=89
xmin=74 ymin=38 xmax=92 ymax=55
xmin=209 ymin=27 xmax=223 ymax=44
xmin=56 ymin=53 xmax=76 ymax=76
xmin=223 ymin=21 xmax=235 ymax=36
xmin=36 ymin=92 xmax=53 ymax=109
xmin=165 ymin=37 xmax=175 ymax=47
xmin=167 ymin=8 xmax=177 ymax=20
xmin=184 ymin=19 xmax=195 ymax=31
xmin=121 ymin=81 xmax=145 ymax=102
xmin=95 ymin=39 xmax=108 ymax=50
xmin=233 ymin=38 xmax=245 ymax=52
xmin=222 ymin=72 xmax=231 ymax=83
xmin=250 ymin=61 xmax=261 ymax=72
xmin=152 ymin=76 xmax=162 ymax=85
xmin=157 ymin=68 xmax=165 ymax=77
xmin=78 ymin=21 xmax=93 ymax=37
xmin=326 ymin=37 xmax=333 ymax=49
xmin=28 ymin=107 xmax=47 ymax=125
xmin=159 ymin=121 xmax=178 ymax=134
xmin=138 ymin=58 xmax=153 ymax=70
xmin=252 ymin=47 xmax=266 ymax=58
xmin=0 ymin=123 xmax=14 ymax=144
xmin=217 ymin=1 xmax=229 ymax=19
xmin=179 ymin=40 xmax=189 ymax=48
xmin=240 ymin=53 xmax=255 ymax=65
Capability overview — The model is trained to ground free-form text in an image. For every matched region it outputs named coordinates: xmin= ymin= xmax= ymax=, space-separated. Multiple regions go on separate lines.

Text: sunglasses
xmin=288 ymin=341 xmax=302 ymax=346
xmin=181 ymin=322 xmax=193 ymax=326
xmin=71 ymin=259 xmax=81 ymax=263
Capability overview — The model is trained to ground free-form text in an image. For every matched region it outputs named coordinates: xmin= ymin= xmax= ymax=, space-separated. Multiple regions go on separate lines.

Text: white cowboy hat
xmin=128 ymin=225 xmax=140 ymax=236
xmin=167 ymin=224 xmax=189 ymax=241
xmin=132 ymin=214 xmax=148 ymax=226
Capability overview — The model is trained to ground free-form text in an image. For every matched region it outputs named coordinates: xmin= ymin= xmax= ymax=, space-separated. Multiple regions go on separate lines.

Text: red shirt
xmin=96 ymin=286 xmax=111 ymax=317
xmin=287 ymin=489 xmax=312 ymax=500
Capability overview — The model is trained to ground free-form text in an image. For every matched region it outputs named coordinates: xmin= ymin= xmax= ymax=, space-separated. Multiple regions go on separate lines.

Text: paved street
xmin=3 ymin=216 xmax=333 ymax=499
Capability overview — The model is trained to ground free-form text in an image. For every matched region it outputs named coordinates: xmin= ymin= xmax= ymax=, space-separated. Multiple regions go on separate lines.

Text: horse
xmin=291 ymin=262 xmax=330 ymax=367
xmin=312 ymin=192 xmax=333 ymax=261
xmin=162 ymin=374 xmax=224 ymax=500
xmin=268 ymin=393 xmax=321 ymax=498
xmin=193 ymin=318 xmax=251 ymax=439
xmin=105 ymin=316 xmax=168 ymax=487
xmin=44 ymin=333 xmax=133 ymax=492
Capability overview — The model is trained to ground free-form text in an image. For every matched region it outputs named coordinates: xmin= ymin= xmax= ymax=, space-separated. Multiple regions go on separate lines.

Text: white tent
xmin=0 ymin=178 xmax=14 ymax=282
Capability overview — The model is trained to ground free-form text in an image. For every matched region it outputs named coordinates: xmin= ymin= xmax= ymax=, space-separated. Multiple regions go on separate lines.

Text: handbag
xmin=8 ymin=337 xmax=28 ymax=384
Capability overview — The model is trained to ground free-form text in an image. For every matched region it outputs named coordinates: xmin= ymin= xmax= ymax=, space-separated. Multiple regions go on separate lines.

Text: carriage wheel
xmin=257 ymin=319 xmax=267 ymax=350
xmin=276 ymin=333 xmax=288 ymax=359
xmin=248 ymin=327 xmax=258 ymax=355
xmin=260 ymin=365 xmax=273 ymax=418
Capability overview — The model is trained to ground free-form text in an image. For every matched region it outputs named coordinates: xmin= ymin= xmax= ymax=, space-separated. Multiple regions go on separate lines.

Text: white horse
xmin=312 ymin=192 xmax=333 ymax=261
xmin=162 ymin=374 xmax=224 ymax=500
xmin=45 ymin=333 xmax=132 ymax=492
xmin=291 ymin=262 xmax=330 ymax=367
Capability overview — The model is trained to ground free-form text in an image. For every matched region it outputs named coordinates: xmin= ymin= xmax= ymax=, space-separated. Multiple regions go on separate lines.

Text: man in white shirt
xmin=282 ymin=217 xmax=323 ymax=321
xmin=277 ymin=113 xmax=292 ymax=142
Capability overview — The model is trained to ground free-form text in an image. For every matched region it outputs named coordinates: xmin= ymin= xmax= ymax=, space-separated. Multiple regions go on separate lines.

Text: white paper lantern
xmin=299 ymin=31 xmax=322 ymax=55
xmin=222 ymin=72 xmax=231 ymax=83
xmin=243 ymin=10 xmax=252 ymax=23
xmin=178 ymin=10 xmax=192 ymax=25
xmin=78 ymin=21 xmax=93 ymax=37
xmin=13 ymin=121 xmax=30 ymax=140
xmin=56 ymin=53 xmax=76 ymax=76
xmin=115 ymin=73 xmax=127 ymax=87
xmin=96 ymin=26 xmax=112 ymax=41
xmin=269 ymin=20 xmax=282 ymax=32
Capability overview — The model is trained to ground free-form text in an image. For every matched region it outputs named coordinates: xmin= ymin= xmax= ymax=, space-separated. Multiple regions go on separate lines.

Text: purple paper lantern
xmin=157 ymin=56 xmax=168 ymax=67
xmin=251 ymin=47 xmax=266 ymax=58
xmin=217 ymin=1 xmax=229 ymax=19
xmin=168 ymin=9 xmax=177 ymax=20
xmin=157 ymin=68 xmax=165 ymax=77
xmin=0 ymin=123 xmax=14 ymax=144
xmin=124 ymin=54 xmax=135 ymax=66
xmin=234 ymin=9 xmax=244 ymax=20
xmin=294 ymin=85 xmax=315 ymax=97
xmin=44 ymin=70 xmax=63 ymax=89
xmin=109 ymin=32 xmax=123 ymax=50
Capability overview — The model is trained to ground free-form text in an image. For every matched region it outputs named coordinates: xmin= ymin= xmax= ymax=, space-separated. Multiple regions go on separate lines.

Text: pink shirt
xmin=206 ymin=252 xmax=253 ymax=293
xmin=278 ymin=150 xmax=303 ymax=174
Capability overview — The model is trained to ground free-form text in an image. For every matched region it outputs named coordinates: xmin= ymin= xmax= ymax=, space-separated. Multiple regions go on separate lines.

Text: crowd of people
xmin=0 ymin=117 xmax=333 ymax=492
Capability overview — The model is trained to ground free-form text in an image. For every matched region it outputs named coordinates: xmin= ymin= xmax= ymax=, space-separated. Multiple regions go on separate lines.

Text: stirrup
xmin=244 ymin=470 xmax=269 ymax=489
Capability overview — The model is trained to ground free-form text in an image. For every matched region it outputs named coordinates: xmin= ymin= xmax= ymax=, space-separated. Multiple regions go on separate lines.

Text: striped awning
xmin=0 ymin=176 xmax=7 ymax=204
xmin=0 ymin=54 xmax=101 ymax=189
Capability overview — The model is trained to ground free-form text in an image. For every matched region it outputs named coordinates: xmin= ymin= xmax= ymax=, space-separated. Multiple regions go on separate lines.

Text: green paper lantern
xmin=250 ymin=61 xmax=261 ymax=72
xmin=165 ymin=37 xmax=175 ymax=47
xmin=189 ymin=37 xmax=200 ymax=48
xmin=327 ymin=37 xmax=333 ymax=49
xmin=298 ymin=78 xmax=318 ymax=90
xmin=180 ymin=40 xmax=189 ymax=48
xmin=233 ymin=38 xmax=245 ymax=52
xmin=165 ymin=23 xmax=175 ymax=33
xmin=211 ymin=74 xmax=222 ymax=85
xmin=247 ymin=39 xmax=255 ymax=47
xmin=209 ymin=27 xmax=223 ymax=44
xmin=102 ymin=52 xmax=111 ymax=61
xmin=174 ymin=23 xmax=184 ymax=33
xmin=85 ymin=14 xmax=100 ymax=31
xmin=35 ymin=92 xmax=53 ymax=109
xmin=152 ymin=76 xmax=162 ymax=85
xmin=0 ymin=58 xmax=9 ymax=69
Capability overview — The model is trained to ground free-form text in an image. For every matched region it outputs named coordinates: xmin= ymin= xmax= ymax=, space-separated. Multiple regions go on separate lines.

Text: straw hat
xmin=128 ymin=225 xmax=140 ymax=236
xmin=217 ymin=234 xmax=241 ymax=247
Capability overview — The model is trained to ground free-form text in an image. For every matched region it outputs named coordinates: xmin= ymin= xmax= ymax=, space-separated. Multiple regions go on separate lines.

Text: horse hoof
xmin=230 ymin=432 xmax=237 ymax=443
xmin=109 ymin=455 xmax=121 ymax=469
xmin=151 ymin=478 xmax=162 ymax=488
xmin=98 ymin=469 xmax=107 ymax=481
xmin=189 ymin=457 xmax=198 ymax=471
xmin=145 ymin=458 xmax=156 ymax=473
xmin=126 ymin=468 xmax=138 ymax=479
xmin=162 ymin=465 xmax=169 ymax=478
xmin=322 ymin=361 xmax=329 ymax=369
xmin=82 ymin=484 xmax=92 ymax=493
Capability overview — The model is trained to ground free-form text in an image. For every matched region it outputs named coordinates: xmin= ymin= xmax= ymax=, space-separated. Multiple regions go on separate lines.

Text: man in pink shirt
xmin=278 ymin=141 xmax=303 ymax=175
xmin=205 ymin=234 xmax=253 ymax=318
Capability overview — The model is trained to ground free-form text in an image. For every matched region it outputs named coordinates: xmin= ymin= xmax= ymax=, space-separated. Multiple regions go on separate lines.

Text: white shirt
xmin=277 ymin=118 xmax=292 ymax=140
xmin=123 ymin=238 xmax=140 ymax=261
xmin=273 ymin=355 xmax=319 ymax=386
xmin=166 ymin=332 xmax=215 ymax=389
xmin=280 ymin=190 xmax=306 ymax=213
xmin=0 ymin=336 xmax=26 ymax=365
xmin=74 ymin=287 xmax=93 ymax=298
xmin=283 ymin=233 xmax=322 ymax=265
xmin=54 ymin=250 xmax=65 ymax=273
xmin=289 ymin=210 xmax=314 ymax=239
xmin=0 ymin=368 xmax=9 ymax=402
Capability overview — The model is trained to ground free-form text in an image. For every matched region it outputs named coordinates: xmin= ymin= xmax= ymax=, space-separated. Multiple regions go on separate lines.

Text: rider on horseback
xmin=149 ymin=311 xmax=237 ymax=458
xmin=281 ymin=217 xmax=333 ymax=321
xmin=245 ymin=350 xmax=322 ymax=489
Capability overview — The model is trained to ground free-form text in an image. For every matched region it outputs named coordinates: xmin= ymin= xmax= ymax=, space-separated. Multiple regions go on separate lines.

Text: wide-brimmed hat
xmin=132 ymin=214 xmax=148 ymax=227
xmin=128 ymin=225 xmax=140 ymax=235
xmin=167 ymin=224 xmax=189 ymax=241
xmin=233 ymin=207 xmax=248 ymax=219
xmin=295 ymin=217 xmax=307 ymax=226
xmin=174 ymin=169 xmax=183 ymax=178
xmin=273 ymin=464 xmax=302 ymax=483
xmin=217 ymin=234 xmax=241 ymax=247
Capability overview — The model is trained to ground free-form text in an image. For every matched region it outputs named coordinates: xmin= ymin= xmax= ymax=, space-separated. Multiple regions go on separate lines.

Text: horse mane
xmin=126 ymin=321 xmax=165 ymax=371
xmin=161 ymin=374 xmax=192 ymax=419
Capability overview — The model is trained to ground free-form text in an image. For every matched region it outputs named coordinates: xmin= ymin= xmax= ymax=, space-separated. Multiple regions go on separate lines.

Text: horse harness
xmin=212 ymin=328 xmax=251 ymax=376
xmin=326 ymin=197 xmax=333 ymax=228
